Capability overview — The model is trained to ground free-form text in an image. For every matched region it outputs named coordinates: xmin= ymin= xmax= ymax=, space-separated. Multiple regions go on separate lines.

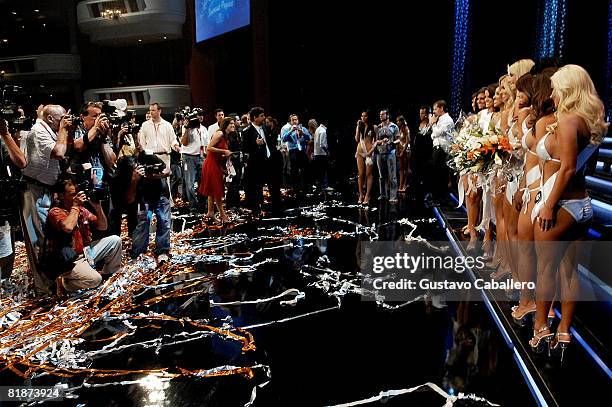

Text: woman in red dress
xmin=199 ymin=117 xmax=234 ymax=222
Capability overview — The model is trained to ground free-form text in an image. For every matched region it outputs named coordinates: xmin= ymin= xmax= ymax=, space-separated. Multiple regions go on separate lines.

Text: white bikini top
xmin=536 ymin=130 xmax=561 ymax=163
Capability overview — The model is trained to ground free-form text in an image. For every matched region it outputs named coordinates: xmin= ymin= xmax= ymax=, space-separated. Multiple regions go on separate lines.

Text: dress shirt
xmin=22 ymin=120 xmax=61 ymax=186
xmin=314 ymin=124 xmax=328 ymax=156
xmin=431 ymin=113 xmax=454 ymax=152
xmin=253 ymin=124 xmax=270 ymax=158
xmin=281 ymin=125 xmax=311 ymax=151
xmin=138 ymin=118 xmax=178 ymax=170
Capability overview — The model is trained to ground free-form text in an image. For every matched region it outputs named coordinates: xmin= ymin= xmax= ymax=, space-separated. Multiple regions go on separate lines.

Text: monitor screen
xmin=195 ymin=0 xmax=251 ymax=43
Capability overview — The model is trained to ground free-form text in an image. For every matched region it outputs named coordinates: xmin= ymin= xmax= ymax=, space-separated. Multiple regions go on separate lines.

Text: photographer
xmin=72 ymin=102 xmax=117 ymax=174
xmin=44 ymin=179 xmax=122 ymax=294
xmin=180 ymin=112 xmax=205 ymax=212
xmin=127 ymin=151 xmax=172 ymax=265
xmin=0 ymin=119 xmax=26 ymax=281
xmin=21 ymin=104 xmax=71 ymax=294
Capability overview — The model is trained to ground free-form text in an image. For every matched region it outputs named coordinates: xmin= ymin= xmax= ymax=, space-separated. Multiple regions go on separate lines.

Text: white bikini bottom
xmin=557 ymin=197 xmax=593 ymax=224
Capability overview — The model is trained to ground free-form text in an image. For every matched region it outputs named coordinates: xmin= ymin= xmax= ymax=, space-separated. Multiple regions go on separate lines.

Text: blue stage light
xmin=450 ymin=0 xmax=470 ymax=118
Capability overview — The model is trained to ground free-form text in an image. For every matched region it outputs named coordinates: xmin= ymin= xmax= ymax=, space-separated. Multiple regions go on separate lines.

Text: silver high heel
xmin=550 ymin=332 xmax=571 ymax=363
xmin=511 ymin=303 xmax=536 ymax=327
xmin=529 ymin=325 xmax=553 ymax=354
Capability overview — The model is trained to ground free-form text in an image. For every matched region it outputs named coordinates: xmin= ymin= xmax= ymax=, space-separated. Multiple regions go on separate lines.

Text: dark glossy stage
xmin=1 ymin=185 xmax=608 ymax=407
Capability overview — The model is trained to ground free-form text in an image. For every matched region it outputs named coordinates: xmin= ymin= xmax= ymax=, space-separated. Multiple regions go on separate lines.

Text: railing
xmin=77 ymin=0 xmax=186 ymax=45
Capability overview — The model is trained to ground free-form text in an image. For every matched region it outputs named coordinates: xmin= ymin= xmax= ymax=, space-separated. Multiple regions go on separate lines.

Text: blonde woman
xmin=529 ymin=65 xmax=608 ymax=359
xmin=507 ymin=59 xmax=535 ymax=88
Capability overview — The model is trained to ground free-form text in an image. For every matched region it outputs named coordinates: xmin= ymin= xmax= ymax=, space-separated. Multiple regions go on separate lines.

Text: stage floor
xmin=0 ymin=189 xmax=553 ymax=406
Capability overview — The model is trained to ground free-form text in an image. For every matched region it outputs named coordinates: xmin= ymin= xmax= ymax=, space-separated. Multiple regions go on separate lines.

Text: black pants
xmin=226 ymin=163 xmax=243 ymax=209
xmin=430 ymin=146 xmax=450 ymax=201
xmin=289 ymin=149 xmax=307 ymax=193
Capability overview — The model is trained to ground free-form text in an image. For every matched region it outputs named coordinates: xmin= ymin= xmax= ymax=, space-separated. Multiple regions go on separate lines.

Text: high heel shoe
xmin=550 ymin=332 xmax=571 ymax=363
xmin=547 ymin=308 xmax=556 ymax=327
xmin=529 ymin=325 xmax=553 ymax=354
xmin=511 ymin=303 xmax=536 ymax=327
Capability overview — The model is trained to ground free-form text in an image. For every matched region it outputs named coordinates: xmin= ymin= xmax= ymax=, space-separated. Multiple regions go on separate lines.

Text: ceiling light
xmin=2 ymin=39 xmax=8 ymax=43
xmin=11 ymin=11 xmax=17 ymax=15
xmin=34 ymin=9 xmax=39 ymax=13
xmin=163 ymin=36 xmax=167 ymax=40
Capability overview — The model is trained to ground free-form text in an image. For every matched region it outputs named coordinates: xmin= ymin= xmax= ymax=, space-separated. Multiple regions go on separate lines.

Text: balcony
xmin=0 ymin=54 xmax=81 ymax=82
xmin=77 ymin=0 xmax=186 ymax=45
xmin=83 ymin=84 xmax=191 ymax=115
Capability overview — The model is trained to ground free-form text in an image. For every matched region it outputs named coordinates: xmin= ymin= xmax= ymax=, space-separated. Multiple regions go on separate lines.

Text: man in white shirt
xmin=428 ymin=100 xmax=454 ymax=203
xmin=205 ymin=108 xmax=224 ymax=152
xmin=138 ymin=103 xmax=180 ymax=170
xmin=181 ymin=112 xmax=206 ymax=212
xmin=313 ymin=120 xmax=329 ymax=188
xmin=21 ymin=104 xmax=72 ymax=294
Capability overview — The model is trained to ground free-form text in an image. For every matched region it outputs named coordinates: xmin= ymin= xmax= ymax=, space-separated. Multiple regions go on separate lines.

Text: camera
xmin=62 ymin=113 xmax=83 ymax=127
xmin=176 ymin=106 xmax=203 ymax=129
xmin=0 ymin=169 xmax=26 ymax=226
xmin=67 ymin=162 xmax=109 ymax=202
xmin=137 ymin=150 xmax=166 ymax=176
xmin=0 ymin=80 xmax=33 ymax=133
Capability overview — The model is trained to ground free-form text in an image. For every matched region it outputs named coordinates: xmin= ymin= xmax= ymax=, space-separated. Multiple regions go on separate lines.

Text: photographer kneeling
xmin=44 ymin=179 xmax=122 ymax=293
xmin=127 ymin=151 xmax=172 ymax=265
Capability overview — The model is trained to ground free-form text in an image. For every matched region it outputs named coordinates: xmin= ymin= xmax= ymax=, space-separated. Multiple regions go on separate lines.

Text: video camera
xmin=0 ymin=77 xmax=34 ymax=133
xmin=0 ymin=166 xmax=26 ymax=226
xmin=100 ymin=99 xmax=139 ymax=135
xmin=67 ymin=162 xmax=109 ymax=202
xmin=175 ymin=106 xmax=203 ymax=129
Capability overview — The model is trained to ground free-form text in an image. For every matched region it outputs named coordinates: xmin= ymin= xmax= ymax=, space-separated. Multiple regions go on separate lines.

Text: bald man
xmin=21 ymin=104 xmax=72 ymax=295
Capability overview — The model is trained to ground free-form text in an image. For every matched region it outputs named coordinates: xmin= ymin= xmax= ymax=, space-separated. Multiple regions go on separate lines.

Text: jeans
xmin=21 ymin=184 xmax=53 ymax=294
xmin=183 ymin=154 xmax=202 ymax=208
xmin=376 ymin=151 xmax=398 ymax=200
xmin=131 ymin=197 xmax=171 ymax=258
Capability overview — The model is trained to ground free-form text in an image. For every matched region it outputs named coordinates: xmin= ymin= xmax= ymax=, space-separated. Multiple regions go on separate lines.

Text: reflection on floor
xmin=439 ymin=197 xmax=612 ymax=407
xmin=0 ymin=188 xmax=538 ymax=406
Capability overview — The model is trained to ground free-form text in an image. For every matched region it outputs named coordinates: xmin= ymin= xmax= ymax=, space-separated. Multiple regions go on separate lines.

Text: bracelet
xmin=71 ymin=206 xmax=80 ymax=211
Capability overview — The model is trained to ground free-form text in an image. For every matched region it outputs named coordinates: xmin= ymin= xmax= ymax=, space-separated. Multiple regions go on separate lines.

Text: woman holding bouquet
xmin=529 ymin=65 xmax=607 ymax=358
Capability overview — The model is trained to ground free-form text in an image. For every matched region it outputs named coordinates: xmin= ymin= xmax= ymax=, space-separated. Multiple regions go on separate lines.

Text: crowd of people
xmin=0 ymin=102 xmax=329 ymax=297
xmin=0 ymin=59 xmax=607 ymax=363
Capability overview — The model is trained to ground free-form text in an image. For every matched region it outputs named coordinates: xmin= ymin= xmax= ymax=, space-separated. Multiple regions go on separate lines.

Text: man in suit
xmin=241 ymin=106 xmax=282 ymax=214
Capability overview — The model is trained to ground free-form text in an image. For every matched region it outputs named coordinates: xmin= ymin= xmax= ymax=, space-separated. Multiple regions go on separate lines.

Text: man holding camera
xmin=21 ymin=104 xmax=71 ymax=294
xmin=181 ymin=111 xmax=206 ymax=212
xmin=127 ymin=151 xmax=172 ymax=265
xmin=45 ymin=179 xmax=122 ymax=294
xmin=72 ymin=102 xmax=117 ymax=181
xmin=0 ymin=118 xmax=27 ymax=282
xmin=281 ymin=114 xmax=311 ymax=194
